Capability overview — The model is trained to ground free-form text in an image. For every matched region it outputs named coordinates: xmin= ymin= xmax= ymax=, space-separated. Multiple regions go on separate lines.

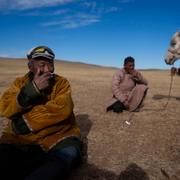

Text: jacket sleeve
xmin=134 ymin=70 xmax=148 ymax=85
xmin=0 ymin=77 xmax=42 ymax=117
xmin=112 ymin=71 xmax=127 ymax=103
xmin=0 ymin=78 xmax=28 ymax=118
xmin=23 ymin=78 xmax=74 ymax=132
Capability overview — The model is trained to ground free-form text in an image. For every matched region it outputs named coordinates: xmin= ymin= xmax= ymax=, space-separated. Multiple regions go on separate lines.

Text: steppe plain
xmin=0 ymin=58 xmax=179 ymax=180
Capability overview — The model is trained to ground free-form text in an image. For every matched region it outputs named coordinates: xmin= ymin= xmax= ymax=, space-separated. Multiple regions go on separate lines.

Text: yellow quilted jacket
xmin=0 ymin=73 xmax=80 ymax=151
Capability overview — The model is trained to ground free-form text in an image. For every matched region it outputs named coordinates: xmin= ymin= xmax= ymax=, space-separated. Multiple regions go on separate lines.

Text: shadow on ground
xmin=76 ymin=114 xmax=92 ymax=138
xmin=75 ymin=114 xmax=92 ymax=162
xmin=152 ymin=94 xmax=180 ymax=101
xmin=118 ymin=163 xmax=150 ymax=180
xmin=68 ymin=163 xmax=150 ymax=180
xmin=68 ymin=163 xmax=119 ymax=180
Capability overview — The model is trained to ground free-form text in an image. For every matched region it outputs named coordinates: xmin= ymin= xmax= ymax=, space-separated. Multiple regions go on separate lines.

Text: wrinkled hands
xmin=130 ymin=70 xmax=140 ymax=82
xmin=33 ymin=69 xmax=53 ymax=91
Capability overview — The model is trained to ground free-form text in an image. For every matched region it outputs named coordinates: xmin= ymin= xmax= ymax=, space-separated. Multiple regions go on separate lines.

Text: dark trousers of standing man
xmin=0 ymin=141 xmax=82 ymax=180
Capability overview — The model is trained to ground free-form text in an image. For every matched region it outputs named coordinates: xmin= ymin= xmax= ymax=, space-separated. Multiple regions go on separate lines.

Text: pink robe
xmin=109 ymin=68 xmax=148 ymax=111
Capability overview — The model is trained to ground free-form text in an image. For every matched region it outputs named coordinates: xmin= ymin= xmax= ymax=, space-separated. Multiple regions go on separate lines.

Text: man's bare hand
xmin=130 ymin=70 xmax=140 ymax=82
xmin=33 ymin=69 xmax=53 ymax=90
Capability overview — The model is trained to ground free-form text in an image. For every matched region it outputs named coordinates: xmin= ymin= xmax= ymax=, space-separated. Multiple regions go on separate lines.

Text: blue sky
xmin=0 ymin=0 xmax=180 ymax=69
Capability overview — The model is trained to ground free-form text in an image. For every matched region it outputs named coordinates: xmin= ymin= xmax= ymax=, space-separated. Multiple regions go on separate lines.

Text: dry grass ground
xmin=0 ymin=58 xmax=179 ymax=180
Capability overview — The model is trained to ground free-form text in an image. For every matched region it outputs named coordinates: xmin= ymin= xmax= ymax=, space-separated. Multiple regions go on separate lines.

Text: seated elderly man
xmin=107 ymin=56 xmax=148 ymax=113
xmin=0 ymin=46 xmax=82 ymax=180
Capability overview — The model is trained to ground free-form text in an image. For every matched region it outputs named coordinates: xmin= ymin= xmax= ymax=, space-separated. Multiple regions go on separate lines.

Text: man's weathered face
xmin=29 ymin=59 xmax=54 ymax=75
xmin=124 ymin=62 xmax=135 ymax=73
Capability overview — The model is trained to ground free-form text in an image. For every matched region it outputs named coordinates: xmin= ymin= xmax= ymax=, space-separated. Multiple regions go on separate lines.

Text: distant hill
xmin=0 ymin=57 xmax=168 ymax=71
xmin=0 ymin=57 xmax=118 ymax=70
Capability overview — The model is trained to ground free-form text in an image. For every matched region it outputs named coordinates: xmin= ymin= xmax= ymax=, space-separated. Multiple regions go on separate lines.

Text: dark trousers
xmin=106 ymin=100 xmax=125 ymax=113
xmin=0 ymin=143 xmax=82 ymax=180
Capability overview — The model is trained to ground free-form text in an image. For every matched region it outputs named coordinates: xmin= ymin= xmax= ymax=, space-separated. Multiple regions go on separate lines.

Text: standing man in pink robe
xmin=107 ymin=56 xmax=148 ymax=113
